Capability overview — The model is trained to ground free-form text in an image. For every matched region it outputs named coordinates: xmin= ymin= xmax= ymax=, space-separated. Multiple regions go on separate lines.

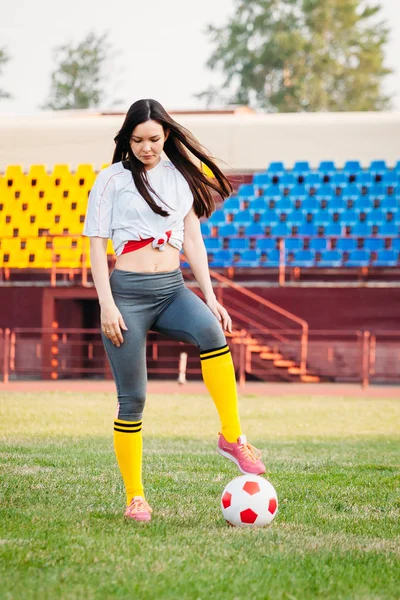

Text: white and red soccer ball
xmin=221 ymin=474 xmax=278 ymax=527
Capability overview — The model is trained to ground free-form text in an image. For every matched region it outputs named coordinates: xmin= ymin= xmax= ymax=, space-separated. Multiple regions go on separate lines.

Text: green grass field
xmin=1 ymin=390 xmax=399 ymax=600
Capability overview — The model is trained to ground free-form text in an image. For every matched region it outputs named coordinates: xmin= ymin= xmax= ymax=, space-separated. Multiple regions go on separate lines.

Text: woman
xmin=83 ymin=99 xmax=265 ymax=522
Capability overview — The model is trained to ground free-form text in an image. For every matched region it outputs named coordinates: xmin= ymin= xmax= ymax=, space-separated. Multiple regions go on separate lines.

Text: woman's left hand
xmin=206 ymin=297 xmax=232 ymax=333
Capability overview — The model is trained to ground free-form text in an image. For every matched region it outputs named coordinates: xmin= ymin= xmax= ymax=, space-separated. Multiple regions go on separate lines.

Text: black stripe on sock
xmin=200 ymin=349 xmax=231 ymax=361
xmin=199 ymin=344 xmax=229 ymax=357
xmin=114 ymin=426 xmax=142 ymax=433
xmin=114 ymin=421 xmax=142 ymax=427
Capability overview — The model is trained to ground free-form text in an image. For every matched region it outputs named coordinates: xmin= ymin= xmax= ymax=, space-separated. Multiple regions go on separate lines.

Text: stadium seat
xmin=366 ymin=209 xmax=385 ymax=224
xmin=252 ymin=173 xmax=270 ymax=187
xmin=342 ymin=185 xmax=360 ymax=201
xmin=372 ymin=250 xmax=398 ymax=267
xmin=259 ymin=211 xmax=280 ymax=226
xmin=336 ymin=238 xmax=357 ymax=251
xmin=298 ymin=223 xmax=317 ymax=236
xmin=4 ymin=165 xmax=24 ymax=185
xmin=232 ymin=210 xmax=253 ymax=225
xmin=286 ymin=210 xmax=305 ymax=226
xmin=285 ymin=238 xmax=303 ymax=251
xmin=260 ymin=249 xmax=280 ymax=267
xmin=279 ymin=173 xmax=297 ymax=188
xmin=290 ymin=184 xmax=308 ymax=200
xmin=301 ymin=197 xmax=319 ymax=211
xmin=204 ymin=238 xmax=222 ymax=251
xmin=317 ymin=250 xmax=343 ymax=267
xmin=224 ymin=197 xmax=241 ymax=211
xmin=209 ymin=209 xmax=225 ymax=225
xmin=369 ymin=160 xmax=388 ymax=176
xmin=331 ymin=173 xmax=347 ymax=187
xmin=343 ymin=160 xmax=362 ymax=177
xmin=318 ymin=161 xmax=336 ymax=177
xmin=266 ymin=162 xmax=285 ymax=176
xmin=353 ymin=197 xmax=372 ymax=211
xmin=229 ymin=238 xmax=249 ymax=251
xmin=274 ymin=198 xmax=293 ymax=213
xmin=309 ymin=238 xmax=327 ymax=251
xmin=263 ymin=185 xmax=281 ymax=200
xmin=211 ymin=250 xmax=232 ymax=267
xmin=340 ymin=210 xmax=359 ymax=225
xmin=292 ymin=161 xmax=310 ymax=175
xmin=237 ymin=184 xmax=256 ymax=197
xmin=200 ymin=222 xmax=211 ymax=236
xmin=369 ymin=184 xmax=386 ymax=200
xmin=350 ymin=223 xmax=372 ymax=236
xmin=356 ymin=172 xmax=373 ymax=186
xmin=272 ymin=223 xmax=291 ymax=236
xmin=345 ymin=249 xmax=371 ymax=267
xmin=312 ymin=212 xmax=331 ymax=226
xmin=325 ymin=224 xmax=343 ymax=236
xmin=257 ymin=238 xmax=276 ymax=251
xmin=235 ymin=249 xmax=260 ymax=267
xmin=316 ymin=184 xmax=334 ymax=199
xmin=378 ymin=223 xmax=398 ymax=237
xmin=363 ymin=238 xmax=385 ymax=252
xmin=382 ymin=172 xmax=397 ymax=188
xmin=245 ymin=223 xmax=264 ymax=236
xmin=327 ymin=197 xmax=345 ymax=212
xmin=391 ymin=238 xmax=400 ymax=251
xmin=291 ymin=250 xmax=315 ymax=267
xmin=250 ymin=197 xmax=267 ymax=211
xmin=218 ymin=223 xmax=238 ymax=237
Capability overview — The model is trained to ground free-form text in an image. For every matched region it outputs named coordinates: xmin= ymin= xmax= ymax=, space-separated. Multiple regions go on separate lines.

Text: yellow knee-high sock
xmin=113 ymin=419 xmax=144 ymax=505
xmin=200 ymin=344 xmax=242 ymax=443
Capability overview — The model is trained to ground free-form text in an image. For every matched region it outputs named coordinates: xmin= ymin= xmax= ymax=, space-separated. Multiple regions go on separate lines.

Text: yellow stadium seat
xmin=101 ymin=163 xmax=110 ymax=170
xmin=30 ymin=249 xmax=55 ymax=269
xmin=4 ymin=165 xmax=25 ymax=185
xmin=49 ymin=164 xmax=75 ymax=189
xmin=27 ymin=164 xmax=48 ymax=182
xmin=107 ymin=239 xmax=115 ymax=255
xmin=74 ymin=164 xmax=96 ymax=188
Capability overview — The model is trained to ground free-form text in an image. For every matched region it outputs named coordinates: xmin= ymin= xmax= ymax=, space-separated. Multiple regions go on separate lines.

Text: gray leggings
xmin=102 ymin=268 xmax=227 ymax=421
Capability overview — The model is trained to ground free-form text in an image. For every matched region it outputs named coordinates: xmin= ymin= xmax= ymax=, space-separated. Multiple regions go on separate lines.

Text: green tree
xmin=42 ymin=32 xmax=120 ymax=110
xmin=199 ymin=0 xmax=392 ymax=112
xmin=0 ymin=46 xmax=12 ymax=100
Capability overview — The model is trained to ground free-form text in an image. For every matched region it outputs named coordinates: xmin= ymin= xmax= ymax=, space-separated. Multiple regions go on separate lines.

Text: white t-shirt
xmin=82 ymin=158 xmax=194 ymax=256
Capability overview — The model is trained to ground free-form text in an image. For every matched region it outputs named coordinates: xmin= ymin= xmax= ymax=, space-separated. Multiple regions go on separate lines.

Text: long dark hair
xmin=112 ymin=99 xmax=232 ymax=218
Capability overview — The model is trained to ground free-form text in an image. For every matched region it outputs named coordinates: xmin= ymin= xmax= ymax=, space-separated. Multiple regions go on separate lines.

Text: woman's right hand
xmin=101 ymin=302 xmax=128 ymax=347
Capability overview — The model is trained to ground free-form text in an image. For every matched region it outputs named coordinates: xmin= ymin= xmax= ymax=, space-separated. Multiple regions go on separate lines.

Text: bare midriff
xmin=114 ymin=243 xmax=181 ymax=273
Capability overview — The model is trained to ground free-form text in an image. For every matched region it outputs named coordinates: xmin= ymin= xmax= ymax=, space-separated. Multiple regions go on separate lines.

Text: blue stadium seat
xmin=343 ymin=160 xmax=362 ymax=176
xmin=263 ymin=185 xmax=282 ymax=200
xmin=325 ymin=224 xmax=343 ymax=236
xmin=200 ymin=222 xmax=211 ymax=236
xmin=366 ymin=209 xmax=385 ymax=224
xmin=209 ymin=209 xmax=225 ymax=225
xmin=327 ymin=197 xmax=345 ymax=211
xmin=257 ymin=238 xmax=276 ymax=251
xmin=369 ymin=160 xmax=388 ymax=176
xmin=218 ymin=223 xmax=238 ymax=237
xmin=290 ymin=184 xmax=308 ymax=199
xmin=304 ymin=173 xmax=321 ymax=188
xmin=250 ymin=197 xmax=267 ymax=210
xmin=291 ymin=250 xmax=315 ymax=267
xmin=337 ymin=238 xmax=357 ymax=251
xmin=316 ymin=184 xmax=334 ymax=199
xmin=342 ymin=185 xmax=360 ymax=201
xmin=340 ymin=210 xmax=359 ymax=225
xmin=353 ymin=197 xmax=372 ymax=211
xmin=395 ymin=160 xmax=400 ymax=173
xmin=260 ymin=211 xmax=280 ymax=225
xmin=261 ymin=250 xmax=280 ymax=267
xmin=312 ymin=212 xmax=332 ymax=226
xmin=345 ymin=249 xmax=371 ymax=267
xmin=350 ymin=223 xmax=372 ymax=236
xmin=285 ymin=238 xmax=303 ymax=250
xmin=382 ymin=172 xmax=398 ymax=187
xmin=286 ymin=210 xmax=305 ymax=225
xmin=211 ymin=250 xmax=232 ymax=267
xmin=317 ymin=250 xmax=343 ymax=267
xmin=272 ymin=223 xmax=291 ymax=236
xmin=369 ymin=184 xmax=386 ymax=199
xmin=245 ymin=223 xmax=264 ymax=236
xmin=253 ymin=173 xmax=271 ymax=187
xmin=292 ymin=161 xmax=311 ymax=175
xmin=331 ymin=173 xmax=347 ymax=187
xmin=232 ymin=210 xmax=253 ymax=225
xmin=224 ymin=197 xmax=241 ymax=211
xmin=275 ymin=197 xmax=293 ymax=212
xmin=392 ymin=238 xmax=400 ymax=251
xmin=236 ymin=250 xmax=260 ymax=267
xmin=204 ymin=238 xmax=222 ymax=251
xmin=301 ymin=197 xmax=319 ymax=211
xmin=279 ymin=173 xmax=297 ymax=187
xmin=237 ymin=184 xmax=256 ymax=197
xmin=298 ymin=223 xmax=317 ymax=236
xmin=267 ymin=161 xmax=285 ymax=176
xmin=309 ymin=238 xmax=328 ymax=251
xmin=230 ymin=238 xmax=250 ymax=251
xmin=356 ymin=172 xmax=373 ymax=186
xmin=372 ymin=250 xmax=398 ymax=267
xmin=318 ymin=161 xmax=337 ymax=177
xmin=378 ymin=223 xmax=398 ymax=237
xmin=364 ymin=238 xmax=385 ymax=252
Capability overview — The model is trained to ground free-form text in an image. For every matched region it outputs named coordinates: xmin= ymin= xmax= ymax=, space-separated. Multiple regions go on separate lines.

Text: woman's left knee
xmin=198 ymin=321 xmax=227 ymax=352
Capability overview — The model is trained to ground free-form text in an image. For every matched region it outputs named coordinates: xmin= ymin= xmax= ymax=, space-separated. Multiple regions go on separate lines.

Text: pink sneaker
xmin=217 ymin=433 xmax=266 ymax=475
xmin=124 ymin=496 xmax=153 ymax=522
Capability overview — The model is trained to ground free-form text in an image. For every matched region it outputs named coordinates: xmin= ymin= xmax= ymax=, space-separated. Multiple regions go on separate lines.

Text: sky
xmin=0 ymin=0 xmax=399 ymax=114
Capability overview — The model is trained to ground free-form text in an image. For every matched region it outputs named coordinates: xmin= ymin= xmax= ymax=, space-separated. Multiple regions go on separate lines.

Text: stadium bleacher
xmin=0 ymin=159 xmax=399 ymax=271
